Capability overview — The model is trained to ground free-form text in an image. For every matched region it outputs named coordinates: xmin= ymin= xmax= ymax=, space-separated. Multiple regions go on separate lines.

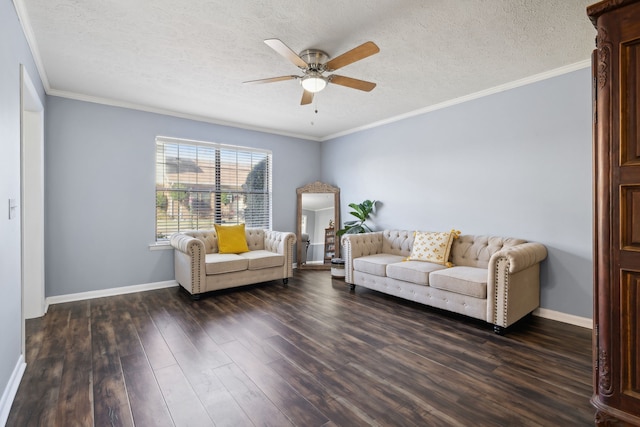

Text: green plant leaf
xmin=337 ymin=198 xmax=377 ymax=236
xmin=349 ymin=212 xmax=366 ymax=221
xmin=345 ymin=226 xmax=364 ymax=234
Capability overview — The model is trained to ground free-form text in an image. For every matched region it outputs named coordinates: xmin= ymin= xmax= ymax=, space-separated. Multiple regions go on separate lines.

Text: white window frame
xmin=155 ymin=136 xmax=272 ymax=241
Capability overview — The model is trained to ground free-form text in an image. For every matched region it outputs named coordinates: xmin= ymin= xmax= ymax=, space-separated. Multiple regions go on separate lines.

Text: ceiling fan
xmin=244 ymin=39 xmax=380 ymax=105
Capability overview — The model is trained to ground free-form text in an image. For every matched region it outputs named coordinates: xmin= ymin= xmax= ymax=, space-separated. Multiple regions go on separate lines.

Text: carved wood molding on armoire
xmin=588 ymin=0 xmax=640 ymax=425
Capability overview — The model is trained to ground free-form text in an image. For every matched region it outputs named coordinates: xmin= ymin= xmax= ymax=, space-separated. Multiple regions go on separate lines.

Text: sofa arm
xmin=490 ymin=242 xmax=548 ymax=274
xmin=170 ymin=233 xmax=206 ymax=295
xmin=170 ymin=233 xmax=204 ymax=255
xmin=487 ymin=242 xmax=547 ymax=330
xmin=342 ymin=232 xmax=384 ymax=284
xmin=264 ymin=230 xmax=296 ymax=278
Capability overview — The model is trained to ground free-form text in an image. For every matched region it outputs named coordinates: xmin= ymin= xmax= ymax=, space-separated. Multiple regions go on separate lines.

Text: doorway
xmin=20 ymin=64 xmax=45 ymax=337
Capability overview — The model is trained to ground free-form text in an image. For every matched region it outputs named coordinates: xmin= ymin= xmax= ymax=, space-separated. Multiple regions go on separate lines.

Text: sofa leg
xmin=493 ymin=325 xmax=506 ymax=335
xmin=349 ymin=284 xmax=356 ymax=291
xmin=283 ymin=278 xmax=289 ymax=287
xmin=191 ymin=293 xmax=202 ymax=301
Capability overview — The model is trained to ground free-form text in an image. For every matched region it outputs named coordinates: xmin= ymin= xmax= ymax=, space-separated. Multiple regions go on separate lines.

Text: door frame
xmin=20 ymin=64 xmax=45 ymax=357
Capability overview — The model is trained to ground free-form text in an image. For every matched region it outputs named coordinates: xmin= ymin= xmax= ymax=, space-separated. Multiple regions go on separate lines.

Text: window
xmin=155 ymin=136 xmax=272 ymax=241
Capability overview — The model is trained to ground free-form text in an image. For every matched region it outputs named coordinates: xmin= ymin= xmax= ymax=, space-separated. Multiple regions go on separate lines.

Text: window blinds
xmin=155 ymin=137 xmax=272 ymax=240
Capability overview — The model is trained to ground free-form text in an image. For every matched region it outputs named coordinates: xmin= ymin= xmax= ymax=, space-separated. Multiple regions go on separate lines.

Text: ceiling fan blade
xmin=243 ymin=75 xmax=299 ymax=84
xmin=301 ymin=90 xmax=314 ymax=105
xmin=325 ymin=41 xmax=380 ymax=71
xmin=264 ymin=39 xmax=308 ymax=69
xmin=329 ymin=75 xmax=377 ymax=92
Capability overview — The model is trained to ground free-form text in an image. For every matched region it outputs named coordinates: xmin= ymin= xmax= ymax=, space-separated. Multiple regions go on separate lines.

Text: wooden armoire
xmin=588 ymin=1 xmax=640 ymax=425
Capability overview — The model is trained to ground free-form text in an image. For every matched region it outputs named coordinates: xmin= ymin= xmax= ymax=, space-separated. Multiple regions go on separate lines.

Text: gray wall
xmin=301 ymin=208 xmax=316 ymax=262
xmin=0 ymin=0 xmax=46 ymax=416
xmin=322 ymin=68 xmax=593 ymax=318
xmin=45 ymin=96 xmax=320 ymax=296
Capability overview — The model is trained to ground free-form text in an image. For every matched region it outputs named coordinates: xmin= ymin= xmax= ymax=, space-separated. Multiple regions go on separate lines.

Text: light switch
xmin=8 ymin=199 xmax=17 ymax=220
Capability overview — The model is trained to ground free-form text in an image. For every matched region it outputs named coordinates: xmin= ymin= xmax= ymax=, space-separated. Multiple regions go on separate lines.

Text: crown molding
xmin=322 ymin=59 xmax=591 ymax=141
xmin=12 ymin=0 xmax=51 ymax=92
xmin=47 ymin=88 xmax=323 ymax=142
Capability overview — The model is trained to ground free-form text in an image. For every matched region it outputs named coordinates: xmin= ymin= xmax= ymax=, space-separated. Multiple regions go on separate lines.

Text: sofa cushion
xmin=387 ymin=261 xmax=446 ymax=285
xmin=353 ymin=254 xmax=406 ymax=276
xmin=429 ymin=266 xmax=487 ymax=298
xmin=214 ymin=223 xmax=250 ymax=254
xmin=204 ymin=253 xmax=248 ymax=275
xmin=240 ymin=250 xmax=284 ymax=270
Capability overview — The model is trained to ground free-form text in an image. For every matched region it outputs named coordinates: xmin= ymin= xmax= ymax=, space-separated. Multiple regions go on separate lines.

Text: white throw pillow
xmin=407 ymin=229 xmax=460 ymax=267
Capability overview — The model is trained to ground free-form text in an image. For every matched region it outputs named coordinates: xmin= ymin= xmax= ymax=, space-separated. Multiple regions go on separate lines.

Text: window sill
xmin=149 ymin=242 xmax=172 ymax=251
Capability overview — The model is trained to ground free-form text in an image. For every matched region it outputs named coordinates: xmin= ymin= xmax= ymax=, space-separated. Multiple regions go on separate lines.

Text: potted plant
xmin=336 ymin=199 xmax=377 ymax=237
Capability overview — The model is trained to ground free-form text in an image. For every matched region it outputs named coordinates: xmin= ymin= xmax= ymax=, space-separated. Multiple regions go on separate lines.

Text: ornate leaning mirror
xmin=296 ymin=182 xmax=340 ymax=270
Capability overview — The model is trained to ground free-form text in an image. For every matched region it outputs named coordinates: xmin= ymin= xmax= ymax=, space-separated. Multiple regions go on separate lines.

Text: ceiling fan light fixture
xmin=301 ymin=73 xmax=327 ymax=93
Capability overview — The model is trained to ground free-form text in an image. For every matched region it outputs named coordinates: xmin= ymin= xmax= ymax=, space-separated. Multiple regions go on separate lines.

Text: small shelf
xmin=324 ymin=227 xmax=335 ymax=263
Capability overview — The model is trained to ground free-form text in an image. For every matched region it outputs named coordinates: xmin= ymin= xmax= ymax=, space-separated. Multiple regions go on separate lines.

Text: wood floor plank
xmin=55 ymin=317 xmax=93 ymax=427
xmin=91 ymin=311 xmax=135 ymax=427
xmin=268 ymin=356 xmax=381 ymax=426
xmin=171 ymin=349 xmax=252 ymax=427
xmin=147 ymin=306 xmax=198 ymax=355
xmin=8 ymin=270 xmax=595 ymax=426
xmin=6 ymin=356 xmax=64 ymax=427
xmin=24 ymin=317 xmax=44 ymax=364
xmin=154 ymin=363 xmax=215 ymax=427
xmin=161 ymin=301 xmax=233 ymax=369
xmin=36 ymin=304 xmax=71 ymax=359
xmin=214 ymin=362 xmax=295 ymax=427
xmin=352 ymin=358 xmax=518 ymax=426
xmin=131 ymin=312 xmax=177 ymax=371
xmin=309 ymin=362 xmax=409 ymax=426
xmin=220 ymin=339 xmax=329 ymax=426
xmin=112 ymin=310 xmax=146 ymax=358
xmin=190 ymin=302 xmax=238 ymax=345
xmin=120 ymin=352 xmax=174 ymax=427
xmin=264 ymin=333 xmax=336 ymax=377
xmin=194 ymin=294 xmax=284 ymax=365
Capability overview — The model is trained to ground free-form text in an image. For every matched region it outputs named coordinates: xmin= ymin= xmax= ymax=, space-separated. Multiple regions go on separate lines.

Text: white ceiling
xmin=301 ymin=193 xmax=335 ymax=211
xmin=15 ymin=0 xmax=596 ymax=141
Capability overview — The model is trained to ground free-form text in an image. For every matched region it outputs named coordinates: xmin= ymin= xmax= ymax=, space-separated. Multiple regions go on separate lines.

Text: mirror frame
xmin=296 ymin=181 xmax=340 ymax=270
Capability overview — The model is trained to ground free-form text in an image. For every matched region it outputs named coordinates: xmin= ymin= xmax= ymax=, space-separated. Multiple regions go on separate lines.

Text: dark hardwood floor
xmin=8 ymin=270 xmax=594 ymax=426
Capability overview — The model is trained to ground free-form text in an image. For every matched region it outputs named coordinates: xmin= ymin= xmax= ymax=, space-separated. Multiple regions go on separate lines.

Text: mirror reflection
xmin=297 ymin=182 xmax=340 ymax=270
xmin=301 ymin=193 xmax=335 ymax=264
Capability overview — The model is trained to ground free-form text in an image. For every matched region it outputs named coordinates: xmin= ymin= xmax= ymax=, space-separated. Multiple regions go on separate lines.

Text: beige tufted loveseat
xmin=170 ymin=228 xmax=295 ymax=299
xmin=342 ymin=230 xmax=547 ymax=334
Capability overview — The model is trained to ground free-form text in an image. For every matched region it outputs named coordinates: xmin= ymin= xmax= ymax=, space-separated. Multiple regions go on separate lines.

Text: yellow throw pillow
xmin=407 ymin=229 xmax=461 ymax=267
xmin=214 ymin=224 xmax=249 ymax=254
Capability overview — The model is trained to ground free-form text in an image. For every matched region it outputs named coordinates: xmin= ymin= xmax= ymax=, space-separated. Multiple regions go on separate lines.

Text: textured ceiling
xmin=16 ymin=0 xmax=596 ymax=140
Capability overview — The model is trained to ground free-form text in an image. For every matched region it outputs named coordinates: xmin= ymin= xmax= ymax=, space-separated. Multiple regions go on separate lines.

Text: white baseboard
xmin=533 ymin=307 xmax=593 ymax=329
xmin=46 ymin=280 xmax=178 ymax=306
xmin=42 ymin=279 xmax=593 ymax=332
xmin=0 ymin=355 xmax=26 ymax=427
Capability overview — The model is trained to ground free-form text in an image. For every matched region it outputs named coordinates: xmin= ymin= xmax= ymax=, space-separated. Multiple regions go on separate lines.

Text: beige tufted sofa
xmin=170 ymin=228 xmax=295 ymax=299
xmin=342 ymin=230 xmax=548 ymax=334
